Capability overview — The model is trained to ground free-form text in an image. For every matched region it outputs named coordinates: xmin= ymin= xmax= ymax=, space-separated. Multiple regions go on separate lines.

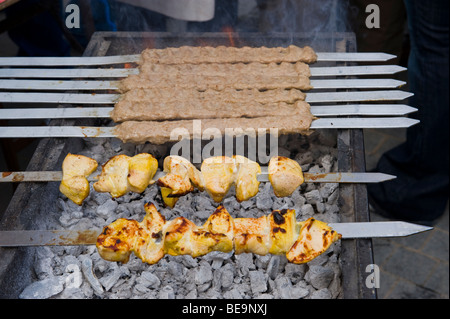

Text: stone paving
xmin=364 ymin=128 xmax=449 ymax=299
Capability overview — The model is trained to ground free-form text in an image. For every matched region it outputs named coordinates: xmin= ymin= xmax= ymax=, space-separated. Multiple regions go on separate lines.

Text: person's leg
xmin=368 ymin=0 xmax=449 ymax=222
xmin=349 ymin=0 xmax=407 ymax=66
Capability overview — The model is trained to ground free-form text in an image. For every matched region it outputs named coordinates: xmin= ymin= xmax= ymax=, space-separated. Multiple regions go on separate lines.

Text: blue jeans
xmin=368 ymin=0 xmax=449 ymax=221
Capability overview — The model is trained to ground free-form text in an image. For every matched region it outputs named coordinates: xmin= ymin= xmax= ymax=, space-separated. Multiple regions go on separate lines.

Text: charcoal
xmin=137 ymin=271 xmax=161 ymax=289
xmin=34 ymin=257 xmax=54 ymax=280
xmin=254 ymin=293 xmax=274 ymax=299
xmin=220 ymin=263 xmax=235 ymax=289
xmin=79 ymin=255 xmax=104 ymax=295
xmin=305 ymin=265 xmax=335 ymax=290
xmin=266 ymin=255 xmax=280 ymax=280
xmin=290 ymin=286 xmax=310 ymax=299
xmin=284 ymin=263 xmax=307 ymax=284
xmin=223 ymin=288 xmax=243 ymax=299
xmin=158 ymin=285 xmax=175 ymax=299
xmin=249 ymin=270 xmax=267 ymax=294
xmin=194 ymin=262 xmax=213 ymax=285
xmin=26 ymin=129 xmax=343 ymax=300
xmin=300 ymin=204 xmax=315 ymax=218
xmin=19 ymin=276 xmax=64 ymax=299
xmin=96 ymin=199 xmax=118 ymax=218
xmin=304 ymin=189 xmax=322 ymax=205
xmin=310 ymin=288 xmax=332 ymax=299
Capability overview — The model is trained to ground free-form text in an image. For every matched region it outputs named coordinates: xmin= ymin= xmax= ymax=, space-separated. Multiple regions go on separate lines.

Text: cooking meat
xmin=268 ymin=156 xmax=305 ymax=197
xmin=201 ymin=156 xmax=237 ymax=203
xmin=116 ymin=87 xmax=305 ymax=104
xmin=136 ymin=61 xmax=311 ymax=78
xmin=200 ymin=155 xmax=261 ymax=203
xmin=157 ymin=155 xmax=205 ymax=208
xmin=112 ymin=99 xmax=310 ymax=122
xmin=93 ymin=153 xmax=158 ymax=198
xmin=139 ymin=45 xmax=317 ymax=64
xmin=113 ymin=45 xmax=316 ymax=143
xmin=59 ymin=153 xmax=98 ymax=205
xmin=114 ymin=111 xmax=315 ymax=145
xmin=120 ymin=61 xmax=312 ymax=91
xmin=96 ymin=203 xmax=341 ymax=265
xmin=233 ymin=155 xmax=261 ymax=203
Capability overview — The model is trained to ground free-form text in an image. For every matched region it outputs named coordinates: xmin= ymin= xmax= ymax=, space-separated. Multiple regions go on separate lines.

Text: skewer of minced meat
xmin=112 ymin=98 xmax=311 ymax=122
xmin=139 ymin=45 xmax=317 ymax=64
xmin=117 ymin=88 xmax=306 ymax=104
xmin=121 ymin=73 xmax=311 ymax=91
xmin=112 ymin=88 xmax=306 ymax=122
xmin=114 ymin=113 xmax=316 ymax=145
xmin=120 ymin=61 xmax=312 ymax=91
xmin=137 ymin=61 xmax=311 ymax=78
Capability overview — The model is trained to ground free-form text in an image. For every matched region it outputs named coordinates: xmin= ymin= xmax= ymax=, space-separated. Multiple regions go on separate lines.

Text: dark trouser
xmin=368 ymin=0 xmax=449 ymax=222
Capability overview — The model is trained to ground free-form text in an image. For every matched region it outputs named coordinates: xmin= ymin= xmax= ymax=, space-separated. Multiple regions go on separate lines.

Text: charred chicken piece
xmin=96 ymin=204 xmax=341 ymax=265
xmin=268 ymin=156 xmax=304 ymax=197
xmin=59 ymin=153 xmax=98 ymax=205
xmin=157 ymin=155 xmax=204 ymax=208
xmin=233 ymin=155 xmax=261 ymax=203
xmin=93 ymin=153 xmax=158 ymax=198
xmin=286 ymin=218 xmax=341 ymax=263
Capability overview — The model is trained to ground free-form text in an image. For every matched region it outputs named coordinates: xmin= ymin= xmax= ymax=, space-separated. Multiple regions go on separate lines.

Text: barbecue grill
xmin=0 ymin=32 xmax=425 ymax=299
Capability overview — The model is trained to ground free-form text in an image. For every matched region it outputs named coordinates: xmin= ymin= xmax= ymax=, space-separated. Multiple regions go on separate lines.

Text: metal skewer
xmin=0 ymin=117 xmax=420 ymax=139
xmin=0 ymin=65 xmax=405 ymax=79
xmin=0 ymin=221 xmax=432 ymax=247
xmin=0 ymin=52 xmax=396 ymax=67
xmin=0 ymin=104 xmax=418 ymax=120
xmin=0 ymin=170 xmax=396 ymax=184
xmin=0 ymin=90 xmax=413 ymax=104
xmin=0 ymin=78 xmax=406 ymax=91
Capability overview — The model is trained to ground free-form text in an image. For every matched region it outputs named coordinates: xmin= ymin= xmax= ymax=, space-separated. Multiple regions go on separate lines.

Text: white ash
xmin=20 ymin=132 xmax=342 ymax=299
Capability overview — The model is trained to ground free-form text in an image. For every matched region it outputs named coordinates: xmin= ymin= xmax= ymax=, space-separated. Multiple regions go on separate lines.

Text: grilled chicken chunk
xmin=200 ymin=155 xmax=261 ymax=203
xmin=93 ymin=153 xmax=157 ymax=198
xmin=286 ymin=218 xmax=341 ymax=264
xmin=157 ymin=155 xmax=204 ymax=208
xmin=268 ymin=156 xmax=304 ymax=197
xmin=201 ymin=156 xmax=237 ymax=203
xmin=59 ymin=153 xmax=98 ymax=205
xmin=233 ymin=155 xmax=261 ymax=203
xmin=97 ymin=204 xmax=341 ymax=265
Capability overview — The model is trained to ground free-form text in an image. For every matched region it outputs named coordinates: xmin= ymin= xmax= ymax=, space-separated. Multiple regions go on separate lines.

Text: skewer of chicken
xmin=59 ymin=153 xmax=158 ymax=205
xmin=58 ymin=153 xmax=392 ymax=207
xmin=96 ymin=202 xmax=341 ymax=265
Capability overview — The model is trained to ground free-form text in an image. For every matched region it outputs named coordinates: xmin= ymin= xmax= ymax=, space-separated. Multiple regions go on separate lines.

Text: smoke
xmin=256 ymin=0 xmax=353 ymax=47
xmin=257 ymin=0 xmax=351 ymax=32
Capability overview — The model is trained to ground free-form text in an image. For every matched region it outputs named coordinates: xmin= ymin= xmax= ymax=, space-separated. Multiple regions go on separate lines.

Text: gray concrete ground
xmin=364 ymin=128 xmax=449 ymax=299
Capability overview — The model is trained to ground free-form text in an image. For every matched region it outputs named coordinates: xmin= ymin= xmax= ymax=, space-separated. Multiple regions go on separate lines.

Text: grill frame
xmin=0 ymin=31 xmax=376 ymax=299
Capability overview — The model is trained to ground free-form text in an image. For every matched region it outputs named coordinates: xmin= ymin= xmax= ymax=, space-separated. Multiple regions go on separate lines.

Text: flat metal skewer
xmin=0 ymin=118 xmax=420 ymax=139
xmin=0 ymin=221 xmax=432 ymax=247
xmin=0 ymin=65 xmax=405 ymax=79
xmin=0 ymin=52 xmax=395 ymax=67
xmin=0 ymin=78 xmax=406 ymax=91
xmin=0 ymin=90 xmax=413 ymax=104
xmin=0 ymin=104 xmax=418 ymax=120
xmin=0 ymin=170 xmax=396 ymax=184
xmin=0 ymin=54 xmax=141 ymax=66
xmin=0 ymin=68 xmax=138 ymax=79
